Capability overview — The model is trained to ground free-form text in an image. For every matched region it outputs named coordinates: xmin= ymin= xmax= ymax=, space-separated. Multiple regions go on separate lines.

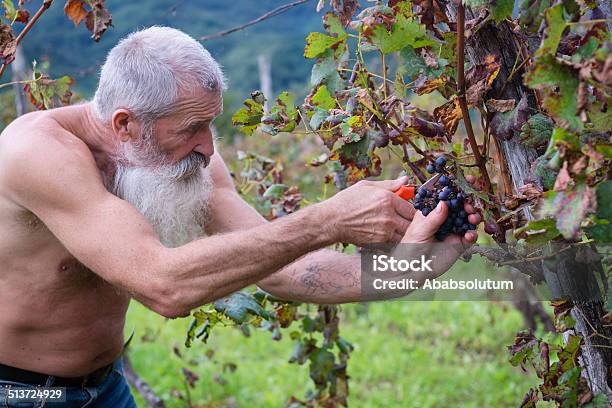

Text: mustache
xmin=163 ymin=152 xmax=210 ymax=181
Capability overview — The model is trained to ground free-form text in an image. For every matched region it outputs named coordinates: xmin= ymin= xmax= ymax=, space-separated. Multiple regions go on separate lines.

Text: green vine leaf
xmin=586 ymin=181 xmax=612 ymax=242
xmin=544 ymin=127 xmax=580 ymax=157
xmin=525 ymin=55 xmax=582 ymax=131
xmin=213 ymin=292 xmax=273 ymax=324
xmin=2 ymin=0 xmax=16 ymax=21
xmin=519 ymin=113 xmax=554 ymax=149
xmin=535 ymin=4 xmax=568 ymax=57
xmin=531 ymin=155 xmax=558 ymax=190
xmin=322 ymin=12 xmax=347 ymax=39
xmin=519 ymin=0 xmax=552 ymax=32
xmin=304 ymin=32 xmax=343 ymax=59
xmin=513 ymin=218 xmax=561 ymax=245
xmin=23 ymin=68 xmax=74 ymax=110
xmin=489 ymin=0 xmax=514 ymax=23
xmin=231 ymin=91 xmax=265 ymax=136
xmin=310 ymin=49 xmax=343 ymax=93
xmin=308 ymin=348 xmax=335 ymax=387
xmin=310 ymin=84 xmax=336 ymax=110
xmin=462 ymin=0 xmax=513 ymax=23
xmin=261 ymin=92 xmax=300 ymax=135
xmin=369 ymin=15 xmax=435 ymax=54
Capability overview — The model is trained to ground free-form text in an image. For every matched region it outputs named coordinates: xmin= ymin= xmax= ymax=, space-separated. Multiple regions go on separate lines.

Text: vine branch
xmin=199 ymin=0 xmax=311 ymax=42
xmin=455 ymin=2 xmax=493 ymax=193
xmin=0 ymin=0 xmax=53 ymax=82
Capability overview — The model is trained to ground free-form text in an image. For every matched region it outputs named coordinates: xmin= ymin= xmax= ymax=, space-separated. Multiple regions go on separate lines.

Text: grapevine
xmin=229 ymin=0 xmax=612 ymax=405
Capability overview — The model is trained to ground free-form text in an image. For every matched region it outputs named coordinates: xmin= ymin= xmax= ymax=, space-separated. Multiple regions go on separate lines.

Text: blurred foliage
xmin=126 ymin=296 xmax=554 ymax=407
xmin=18 ymin=0 xmax=320 ymax=108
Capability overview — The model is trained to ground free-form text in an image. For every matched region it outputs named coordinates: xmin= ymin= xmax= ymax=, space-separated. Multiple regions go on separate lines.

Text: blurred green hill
xmin=21 ymin=0 xmax=321 ymax=106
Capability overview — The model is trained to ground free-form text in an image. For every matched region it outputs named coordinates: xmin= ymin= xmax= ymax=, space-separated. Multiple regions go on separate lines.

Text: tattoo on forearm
xmin=291 ymin=262 xmax=356 ymax=296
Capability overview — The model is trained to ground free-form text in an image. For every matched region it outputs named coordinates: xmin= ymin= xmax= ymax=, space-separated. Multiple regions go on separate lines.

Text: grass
xmin=124 ymin=259 xmax=546 ymax=408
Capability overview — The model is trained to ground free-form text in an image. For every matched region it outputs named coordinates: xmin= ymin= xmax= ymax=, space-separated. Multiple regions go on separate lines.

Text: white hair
xmin=92 ymin=26 xmax=226 ymax=124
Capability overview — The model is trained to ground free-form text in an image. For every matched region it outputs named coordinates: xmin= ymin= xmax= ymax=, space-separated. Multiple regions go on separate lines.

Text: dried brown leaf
xmin=84 ymin=0 xmax=112 ymax=42
xmin=0 ymin=24 xmax=16 ymax=65
xmin=433 ymin=97 xmax=462 ymax=136
xmin=518 ymin=183 xmax=543 ymax=201
xmin=64 ymin=0 xmax=88 ymax=27
xmin=486 ymin=98 xmax=516 ymax=113
xmin=330 ymin=0 xmax=359 ymax=26
xmin=593 ymin=55 xmax=612 ymax=85
xmin=415 ymin=75 xmax=447 ymax=95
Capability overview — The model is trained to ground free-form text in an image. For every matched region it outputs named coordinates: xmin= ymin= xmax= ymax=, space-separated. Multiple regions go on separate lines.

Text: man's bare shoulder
xmin=0 ymin=111 xmax=100 ymax=206
xmin=208 ymin=151 xmax=235 ymax=190
xmin=1 ymin=110 xmax=92 ymax=159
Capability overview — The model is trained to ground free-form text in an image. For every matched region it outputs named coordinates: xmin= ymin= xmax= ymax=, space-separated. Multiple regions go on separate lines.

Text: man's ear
xmin=111 ymin=109 xmax=141 ymax=142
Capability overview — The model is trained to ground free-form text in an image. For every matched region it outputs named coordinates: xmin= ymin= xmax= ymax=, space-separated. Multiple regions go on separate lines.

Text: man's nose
xmin=193 ymin=127 xmax=215 ymax=157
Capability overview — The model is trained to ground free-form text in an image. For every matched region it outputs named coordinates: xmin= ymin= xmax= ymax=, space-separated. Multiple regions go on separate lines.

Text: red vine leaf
xmin=508 ymin=330 xmax=540 ymax=371
xmin=181 ymin=368 xmax=199 ymax=388
xmin=411 ymin=0 xmax=448 ymax=35
xmin=551 ymin=299 xmax=575 ymax=331
xmin=409 ymin=115 xmax=447 ymax=140
xmin=553 ymin=161 xmax=572 ymax=191
xmin=63 ymin=0 xmax=112 ymax=41
xmin=15 ymin=8 xmax=29 ymax=23
xmin=448 ymin=8 xmax=488 ymax=39
xmin=539 ymin=182 xmax=597 ymax=240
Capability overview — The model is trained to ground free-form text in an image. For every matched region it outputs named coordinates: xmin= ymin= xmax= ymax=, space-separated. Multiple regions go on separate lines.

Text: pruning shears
xmin=394 ymin=174 xmax=441 ymax=201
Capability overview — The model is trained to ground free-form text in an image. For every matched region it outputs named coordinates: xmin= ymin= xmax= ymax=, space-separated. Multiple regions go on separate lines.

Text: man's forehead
xmin=172 ymin=89 xmax=223 ymax=118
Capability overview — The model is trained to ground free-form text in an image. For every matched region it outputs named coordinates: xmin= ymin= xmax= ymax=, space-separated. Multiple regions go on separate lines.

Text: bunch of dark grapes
xmin=413 ymin=156 xmax=478 ymax=241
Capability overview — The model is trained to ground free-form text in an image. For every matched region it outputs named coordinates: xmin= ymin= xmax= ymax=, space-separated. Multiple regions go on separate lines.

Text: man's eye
xmin=189 ymin=122 xmax=209 ymax=133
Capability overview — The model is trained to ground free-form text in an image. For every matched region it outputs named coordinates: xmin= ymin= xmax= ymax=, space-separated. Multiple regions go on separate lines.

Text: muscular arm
xmin=206 ymin=153 xmax=363 ymax=304
xmin=0 ymin=131 xmax=339 ymax=318
xmin=207 ymin=153 xmax=481 ymax=304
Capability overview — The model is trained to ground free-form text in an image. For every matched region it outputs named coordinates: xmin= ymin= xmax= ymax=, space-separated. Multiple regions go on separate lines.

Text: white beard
xmin=112 ymin=159 xmax=214 ymax=248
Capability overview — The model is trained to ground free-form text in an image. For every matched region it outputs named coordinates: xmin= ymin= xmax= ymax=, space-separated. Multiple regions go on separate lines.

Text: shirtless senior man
xmin=0 ymin=27 xmax=480 ymax=407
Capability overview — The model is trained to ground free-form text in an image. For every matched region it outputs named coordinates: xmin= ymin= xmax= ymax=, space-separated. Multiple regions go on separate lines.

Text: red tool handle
xmin=395 ymin=185 xmax=416 ymax=200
